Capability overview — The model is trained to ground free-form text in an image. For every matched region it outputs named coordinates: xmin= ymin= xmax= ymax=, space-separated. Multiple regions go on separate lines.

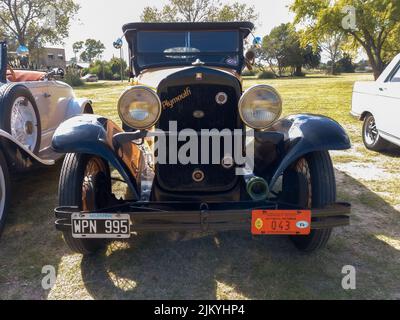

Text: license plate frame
xmin=71 ymin=213 xmax=131 ymax=239
xmin=251 ymin=210 xmax=312 ymax=235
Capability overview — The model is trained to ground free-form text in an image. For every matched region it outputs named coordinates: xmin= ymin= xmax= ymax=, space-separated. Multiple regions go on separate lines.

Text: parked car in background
xmin=53 ymin=22 xmax=351 ymax=256
xmin=351 ymin=53 xmax=400 ymax=151
xmin=81 ymin=74 xmax=99 ymax=82
xmin=0 ymin=41 xmax=93 ymax=238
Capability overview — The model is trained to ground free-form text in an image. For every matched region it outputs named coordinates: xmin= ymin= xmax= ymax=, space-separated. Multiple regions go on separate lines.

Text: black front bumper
xmin=55 ymin=201 xmax=351 ymax=233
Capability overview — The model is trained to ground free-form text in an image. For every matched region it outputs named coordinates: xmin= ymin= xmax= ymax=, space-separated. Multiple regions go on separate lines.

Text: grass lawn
xmin=0 ymin=73 xmax=399 ymax=300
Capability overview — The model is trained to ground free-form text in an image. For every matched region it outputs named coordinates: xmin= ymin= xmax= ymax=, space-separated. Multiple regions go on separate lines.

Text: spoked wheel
xmin=59 ymin=153 xmax=112 ymax=255
xmin=362 ymin=114 xmax=389 ymax=151
xmin=0 ymin=84 xmax=41 ymax=155
xmin=0 ymin=150 xmax=11 ymax=239
xmin=282 ymin=151 xmax=336 ymax=253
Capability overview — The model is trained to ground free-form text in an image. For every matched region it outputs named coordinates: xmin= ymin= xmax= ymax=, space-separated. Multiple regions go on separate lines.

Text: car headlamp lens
xmin=118 ymin=86 xmax=161 ymax=130
xmin=239 ymin=85 xmax=282 ymax=129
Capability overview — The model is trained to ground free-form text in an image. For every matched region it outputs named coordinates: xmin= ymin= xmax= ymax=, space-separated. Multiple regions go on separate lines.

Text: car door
xmin=376 ymin=63 xmax=400 ymax=139
xmin=39 ymin=80 xmax=74 ymax=150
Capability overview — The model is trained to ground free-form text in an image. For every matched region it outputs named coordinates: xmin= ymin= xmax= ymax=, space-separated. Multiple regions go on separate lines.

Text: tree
xmin=319 ymin=32 xmax=345 ymax=75
xmin=259 ymin=24 xmax=293 ymax=77
xmin=80 ymin=39 xmax=105 ymax=63
xmin=290 ymin=0 xmax=400 ymax=79
xmin=337 ymin=53 xmax=356 ymax=73
xmin=109 ymin=57 xmax=127 ymax=76
xmin=0 ymin=0 xmax=79 ymax=49
xmin=259 ymin=23 xmax=320 ymax=77
xmin=141 ymin=0 xmax=258 ymax=23
xmin=214 ymin=2 xmax=258 ymax=22
xmin=72 ymin=41 xmax=84 ymax=61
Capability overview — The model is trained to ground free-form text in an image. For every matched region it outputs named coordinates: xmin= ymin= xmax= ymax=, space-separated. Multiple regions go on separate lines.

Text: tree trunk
xmin=364 ymin=46 xmax=386 ymax=80
xmin=294 ymin=65 xmax=303 ymax=76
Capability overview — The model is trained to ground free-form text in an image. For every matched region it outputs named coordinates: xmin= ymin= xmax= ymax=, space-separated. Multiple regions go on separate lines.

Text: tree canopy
xmin=0 ymin=0 xmax=79 ymax=49
xmin=259 ymin=23 xmax=321 ymax=77
xmin=141 ymin=0 xmax=258 ymax=23
xmin=79 ymin=39 xmax=106 ymax=63
xmin=290 ymin=0 xmax=400 ymax=79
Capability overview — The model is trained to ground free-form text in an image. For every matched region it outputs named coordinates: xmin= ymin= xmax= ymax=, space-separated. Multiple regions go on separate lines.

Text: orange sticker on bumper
xmin=251 ymin=210 xmax=312 ymax=235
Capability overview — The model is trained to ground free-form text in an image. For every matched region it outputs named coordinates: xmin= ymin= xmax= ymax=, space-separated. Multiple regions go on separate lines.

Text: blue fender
xmin=254 ymin=114 xmax=351 ymax=190
xmin=52 ymin=114 xmax=141 ymax=200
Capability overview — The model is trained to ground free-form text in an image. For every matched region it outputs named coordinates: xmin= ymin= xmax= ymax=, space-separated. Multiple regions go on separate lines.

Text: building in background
xmin=36 ymin=48 xmax=66 ymax=70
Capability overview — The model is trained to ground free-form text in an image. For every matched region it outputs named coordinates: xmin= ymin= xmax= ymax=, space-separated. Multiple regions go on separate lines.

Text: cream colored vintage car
xmin=0 ymin=42 xmax=93 ymax=237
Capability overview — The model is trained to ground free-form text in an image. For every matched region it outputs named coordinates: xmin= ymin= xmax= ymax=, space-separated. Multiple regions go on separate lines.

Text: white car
xmin=0 ymin=42 xmax=93 ymax=237
xmin=81 ymin=74 xmax=99 ymax=82
xmin=351 ymin=53 xmax=400 ymax=151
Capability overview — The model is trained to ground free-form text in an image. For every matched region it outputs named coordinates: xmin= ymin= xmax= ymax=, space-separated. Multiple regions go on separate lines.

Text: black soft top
xmin=122 ymin=22 xmax=254 ymax=39
xmin=122 ymin=22 xmax=254 ymax=76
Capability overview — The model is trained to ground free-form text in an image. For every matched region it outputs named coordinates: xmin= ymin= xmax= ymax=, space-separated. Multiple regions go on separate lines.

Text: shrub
xmin=242 ymin=69 xmax=256 ymax=77
xmin=63 ymin=70 xmax=84 ymax=87
xmin=256 ymin=70 xmax=277 ymax=79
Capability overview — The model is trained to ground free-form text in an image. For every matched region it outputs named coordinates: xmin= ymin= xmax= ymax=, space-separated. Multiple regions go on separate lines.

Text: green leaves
xmin=79 ymin=39 xmax=106 ymax=63
xmin=290 ymin=0 xmax=400 ymax=78
xmin=0 ymin=0 xmax=79 ymax=48
xmin=140 ymin=0 xmax=258 ymax=24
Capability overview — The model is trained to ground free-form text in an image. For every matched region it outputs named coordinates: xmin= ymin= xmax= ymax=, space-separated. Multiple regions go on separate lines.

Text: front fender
xmin=254 ymin=114 xmax=351 ymax=190
xmin=65 ymin=98 xmax=92 ymax=119
xmin=52 ymin=114 xmax=142 ymax=200
xmin=0 ymin=129 xmax=54 ymax=168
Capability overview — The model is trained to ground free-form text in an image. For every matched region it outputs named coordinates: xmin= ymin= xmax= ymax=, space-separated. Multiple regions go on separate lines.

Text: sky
xmin=63 ymin=0 xmax=295 ymax=61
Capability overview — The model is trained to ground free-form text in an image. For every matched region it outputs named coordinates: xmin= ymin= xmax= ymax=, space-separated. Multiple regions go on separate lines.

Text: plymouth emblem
xmin=162 ymin=87 xmax=192 ymax=109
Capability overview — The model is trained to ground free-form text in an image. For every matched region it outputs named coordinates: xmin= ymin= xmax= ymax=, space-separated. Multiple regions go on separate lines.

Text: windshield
xmin=135 ymin=30 xmax=240 ymax=69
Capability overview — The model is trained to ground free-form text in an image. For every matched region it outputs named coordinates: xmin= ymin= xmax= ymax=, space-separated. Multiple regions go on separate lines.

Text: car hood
xmin=135 ymin=66 xmax=241 ymax=89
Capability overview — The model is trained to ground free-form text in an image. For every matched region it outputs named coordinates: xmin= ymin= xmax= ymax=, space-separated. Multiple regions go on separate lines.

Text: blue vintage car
xmin=52 ymin=22 xmax=351 ymax=255
xmin=0 ymin=42 xmax=93 ymax=237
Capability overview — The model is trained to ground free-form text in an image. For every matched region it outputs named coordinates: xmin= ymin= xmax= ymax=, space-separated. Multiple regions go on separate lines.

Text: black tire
xmin=286 ymin=151 xmax=335 ymax=253
xmin=59 ymin=153 xmax=112 ymax=255
xmin=362 ymin=114 xmax=390 ymax=151
xmin=0 ymin=84 xmax=41 ymax=154
xmin=83 ymin=103 xmax=93 ymax=114
xmin=0 ymin=150 xmax=11 ymax=239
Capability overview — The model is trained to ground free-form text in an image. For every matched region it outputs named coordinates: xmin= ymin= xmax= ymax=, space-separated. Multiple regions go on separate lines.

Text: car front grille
xmin=156 ymin=84 xmax=240 ymax=192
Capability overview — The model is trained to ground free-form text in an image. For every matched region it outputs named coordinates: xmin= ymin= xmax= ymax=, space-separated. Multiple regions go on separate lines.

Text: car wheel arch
xmin=360 ymin=111 xmax=372 ymax=121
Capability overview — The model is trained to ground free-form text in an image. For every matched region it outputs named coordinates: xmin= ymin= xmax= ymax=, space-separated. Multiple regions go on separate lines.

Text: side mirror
xmin=113 ymin=38 xmax=123 ymax=49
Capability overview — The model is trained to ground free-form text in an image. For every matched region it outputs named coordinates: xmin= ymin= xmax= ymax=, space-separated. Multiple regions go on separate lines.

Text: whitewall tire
xmin=0 ymin=150 xmax=11 ymax=238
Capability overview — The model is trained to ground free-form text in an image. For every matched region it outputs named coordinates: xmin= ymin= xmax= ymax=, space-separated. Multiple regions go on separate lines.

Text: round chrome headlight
xmin=118 ymin=86 xmax=162 ymax=130
xmin=238 ymin=85 xmax=282 ymax=129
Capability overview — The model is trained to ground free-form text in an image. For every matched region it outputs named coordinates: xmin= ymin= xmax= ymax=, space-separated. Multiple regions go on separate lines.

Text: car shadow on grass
xmin=1 ymin=164 xmax=398 ymax=299
xmin=0 ymin=162 xmax=70 ymax=300
xmin=79 ymin=171 xmax=400 ymax=300
xmin=380 ymin=147 xmax=400 ymax=158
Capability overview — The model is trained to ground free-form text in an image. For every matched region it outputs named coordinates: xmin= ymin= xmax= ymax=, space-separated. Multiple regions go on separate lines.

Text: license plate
xmin=251 ymin=210 xmax=311 ymax=235
xmin=71 ymin=213 xmax=131 ymax=239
